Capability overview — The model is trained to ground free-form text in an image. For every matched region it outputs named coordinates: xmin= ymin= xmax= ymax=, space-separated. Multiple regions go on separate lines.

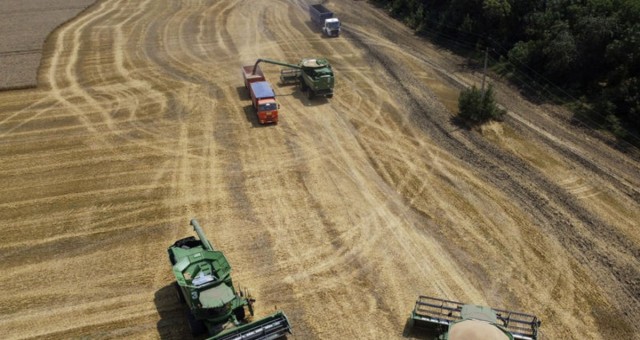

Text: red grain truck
xmin=241 ymin=65 xmax=279 ymax=124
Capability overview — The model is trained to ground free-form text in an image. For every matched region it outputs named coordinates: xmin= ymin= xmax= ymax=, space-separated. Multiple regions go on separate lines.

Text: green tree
xmin=483 ymin=0 xmax=511 ymax=21
xmin=542 ymin=22 xmax=578 ymax=80
xmin=458 ymin=84 xmax=506 ymax=124
xmin=373 ymin=0 xmax=640 ymax=140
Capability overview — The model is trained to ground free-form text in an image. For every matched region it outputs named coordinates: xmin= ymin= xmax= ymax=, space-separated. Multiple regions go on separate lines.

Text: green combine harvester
xmin=251 ymin=58 xmax=334 ymax=99
xmin=410 ymin=296 xmax=541 ymax=340
xmin=168 ymin=219 xmax=292 ymax=340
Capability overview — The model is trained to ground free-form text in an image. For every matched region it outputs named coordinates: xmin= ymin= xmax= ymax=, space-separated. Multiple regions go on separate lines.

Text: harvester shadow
xmin=402 ymin=317 xmax=438 ymax=339
xmin=303 ymin=20 xmax=320 ymax=37
xmin=155 ymin=283 xmax=202 ymax=339
xmin=276 ymin=83 xmax=328 ymax=107
xmin=290 ymin=89 xmax=329 ymax=107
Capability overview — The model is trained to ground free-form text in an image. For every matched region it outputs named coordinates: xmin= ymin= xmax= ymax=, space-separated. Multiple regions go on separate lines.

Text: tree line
xmin=372 ymin=0 xmax=640 ymax=143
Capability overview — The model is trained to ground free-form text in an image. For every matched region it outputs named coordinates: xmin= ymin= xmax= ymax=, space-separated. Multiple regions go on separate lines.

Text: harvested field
xmin=0 ymin=0 xmax=639 ymax=339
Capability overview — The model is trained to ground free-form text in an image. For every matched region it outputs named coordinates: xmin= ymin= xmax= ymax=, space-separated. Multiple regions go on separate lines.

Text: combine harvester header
xmin=410 ymin=295 xmax=541 ymax=340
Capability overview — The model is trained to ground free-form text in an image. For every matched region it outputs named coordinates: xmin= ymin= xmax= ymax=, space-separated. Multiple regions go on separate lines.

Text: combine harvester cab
xmin=168 ymin=219 xmax=292 ymax=339
xmin=410 ymin=295 xmax=541 ymax=340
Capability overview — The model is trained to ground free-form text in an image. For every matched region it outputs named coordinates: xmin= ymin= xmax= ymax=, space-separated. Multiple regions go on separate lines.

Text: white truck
xmin=309 ymin=4 xmax=340 ymax=37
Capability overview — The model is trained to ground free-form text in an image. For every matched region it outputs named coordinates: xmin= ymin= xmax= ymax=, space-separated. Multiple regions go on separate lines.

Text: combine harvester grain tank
xmin=410 ymin=295 xmax=541 ymax=340
xmin=168 ymin=219 xmax=292 ymax=340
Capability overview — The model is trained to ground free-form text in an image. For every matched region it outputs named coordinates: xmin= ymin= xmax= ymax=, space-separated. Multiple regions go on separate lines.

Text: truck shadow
xmin=154 ymin=283 xmax=198 ymax=340
xmin=235 ymin=86 xmax=250 ymax=101
xmin=290 ymin=89 xmax=330 ymax=107
xmin=303 ymin=20 xmax=320 ymax=36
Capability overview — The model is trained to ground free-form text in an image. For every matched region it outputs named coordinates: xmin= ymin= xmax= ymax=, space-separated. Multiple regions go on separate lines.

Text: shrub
xmin=457 ymin=84 xmax=506 ymax=124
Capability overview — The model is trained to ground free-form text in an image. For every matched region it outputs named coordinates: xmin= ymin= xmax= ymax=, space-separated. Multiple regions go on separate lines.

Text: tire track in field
xmin=83 ymin=0 xmax=169 ymax=129
xmin=2 ymin=1 xmax=639 ymax=339
xmin=47 ymin=0 xmax=119 ymax=135
xmin=240 ymin=4 xmax=487 ymax=335
xmin=43 ymin=0 xmax=154 ymax=146
xmin=0 ymin=95 xmax=59 ymax=136
xmin=282 ymin=0 xmax=470 ymax=288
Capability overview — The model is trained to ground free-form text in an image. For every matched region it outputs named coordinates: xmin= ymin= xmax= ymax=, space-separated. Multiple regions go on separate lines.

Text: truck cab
xmin=323 ymin=18 xmax=341 ymax=37
xmin=255 ymin=98 xmax=279 ymax=124
xmin=249 ymin=81 xmax=279 ymax=124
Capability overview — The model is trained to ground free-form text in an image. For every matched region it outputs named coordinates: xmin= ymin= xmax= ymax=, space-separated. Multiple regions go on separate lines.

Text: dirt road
xmin=0 ymin=0 xmax=638 ymax=339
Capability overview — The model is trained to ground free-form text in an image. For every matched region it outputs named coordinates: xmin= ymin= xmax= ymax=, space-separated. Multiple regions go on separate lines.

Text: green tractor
xmin=250 ymin=58 xmax=334 ymax=99
xmin=168 ymin=219 xmax=292 ymax=340
xmin=409 ymin=295 xmax=541 ymax=340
